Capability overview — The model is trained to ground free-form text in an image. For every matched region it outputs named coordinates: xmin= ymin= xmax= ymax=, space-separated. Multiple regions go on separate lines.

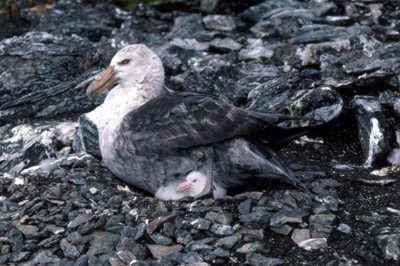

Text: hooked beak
xmin=86 ymin=66 xmax=118 ymax=100
xmin=176 ymin=181 xmax=193 ymax=193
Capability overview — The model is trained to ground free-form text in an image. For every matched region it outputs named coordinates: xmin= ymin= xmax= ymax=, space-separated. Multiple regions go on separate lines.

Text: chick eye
xmin=193 ymin=179 xmax=197 ymax=183
xmin=120 ymin=59 xmax=130 ymax=65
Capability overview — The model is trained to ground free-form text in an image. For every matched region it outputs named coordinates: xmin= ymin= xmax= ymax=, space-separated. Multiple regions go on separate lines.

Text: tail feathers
xmin=259 ymin=125 xmax=313 ymax=148
xmin=250 ymin=138 xmax=310 ymax=194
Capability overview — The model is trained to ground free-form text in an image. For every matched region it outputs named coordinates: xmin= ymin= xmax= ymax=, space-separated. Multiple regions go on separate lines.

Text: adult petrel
xmin=86 ymin=44 xmax=309 ymax=200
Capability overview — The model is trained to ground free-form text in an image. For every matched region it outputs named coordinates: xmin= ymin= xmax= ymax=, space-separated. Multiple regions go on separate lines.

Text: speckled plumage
xmin=87 ymin=44 xmax=308 ymax=200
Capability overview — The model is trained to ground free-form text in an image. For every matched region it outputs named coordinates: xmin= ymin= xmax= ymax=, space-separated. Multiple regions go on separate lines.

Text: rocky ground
xmin=1 ymin=0 xmax=400 ymax=265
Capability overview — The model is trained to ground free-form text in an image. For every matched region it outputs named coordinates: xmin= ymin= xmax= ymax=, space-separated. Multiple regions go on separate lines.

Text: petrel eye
xmin=120 ymin=59 xmax=130 ymax=65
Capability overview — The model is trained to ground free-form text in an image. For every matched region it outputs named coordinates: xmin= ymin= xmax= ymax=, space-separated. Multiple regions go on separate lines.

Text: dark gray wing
xmin=118 ymin=91 xmax=299 ymax=155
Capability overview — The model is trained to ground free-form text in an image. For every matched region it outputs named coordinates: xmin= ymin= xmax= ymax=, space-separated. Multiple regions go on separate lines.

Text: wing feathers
xmin=118 ymin=92 xmax=298 ymax=154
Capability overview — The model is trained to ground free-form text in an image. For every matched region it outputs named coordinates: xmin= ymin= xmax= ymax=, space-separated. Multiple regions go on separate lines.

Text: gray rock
xmin=118 ymin=237 xmax=147 ymax=260
xmin=87 ymin=232 xmax=120 ymax=256
xmin=214 ymin=233 xmax=242 ymax=249
xmin=239 ymin=209 xmax=272 ymax=226
xmin=298 ymin=238 xmax=328 ymax=251
xmin=270 ymin=210 xmax=308 ymax=226
xmin=9 ymin=229 xmax=24 ymax=252
xmin=149 ymin=233 xmax=173 ymax=245
xmin=236 ymin=241 xmax=264 ymax=254
xmin=239 ymin=227 xmax=265 ymax=242
xmin=60 ymin=238 xmax=80 ymax=259
xmin=176 ymin=230 xmax=194 ymax=245
xmin=147 ymin=214 xmax=176 ymax=234
xmin=29 ymin=249 xmax=60 ymax=265
xmin=9 ymin=251 xmax=31 ymax=262
xmin=351 ymin=96 xmax=392 ymax=166
xmin=238 ymin=198 xmax=252 ymax=215
xmin=270 ymin=224 xmax=293 ymax=235
xmin=1 ymin=122 xmax=77 ymax=174
xmin=246 ymin=253 xmax=285 ymax=266
xmin=209 ymin=224 xmax=234 ymax=236
xmin=162 ymin=222 xmax=175 ymax=237
xmin=213 ymin=247 xmax=230 ymax=258
xmin=291 ymin=228 xmax=311 ymax=245
xmin=68 ymin=214 xmax=90 ymax=229
xmin=115 ymin=250 xmax=136 ymax=265
xmin=309 ymin=213 xmax=336 ymax=238
xmin=133 ymin=223 xmax=146 ymax=242
xmin=190 ymin=218 xmax=211 ymax=230
xmin=235 ymin=191 xmax=264 ymax=201
xmin=74 ymin=255 xmax=89 ymax=266
xmin=393 ymin=99 xmax=400 ymax=119
xmin=15 ymin=224 xmax=39 ymax=237
xmin=205 ymin=212 xmax=233 ymax=225
xmin=337 ymin=223 xmax=352 ymax=234
xmin=147 ymin=244 xmax=183 ymax=260
xmin=376 ymin=233 xmax=400 ymax=262
xmin=161 ymin=251 xmax=204 ymax=265
xmin=0 ymin=32 xmax=101 ymax=125
xmin=291 ymin=24 xmax=372 ymax=44
xmin=239 ymin=39 xmax=275 ymax=61
xmin=203 ymin=15 xmax=236 ymax=31
xmin=210 ymin=38 xmax=242 ymax=53
xmin=201 ymin=0 xmax=218 ymax=13
xmin=166 ymin=14 xmax=205 ymax=40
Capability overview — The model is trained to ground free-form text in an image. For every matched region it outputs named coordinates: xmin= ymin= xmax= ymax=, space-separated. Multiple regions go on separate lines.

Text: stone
xmin=270 ymin=224 xmax=293 ymax=236
xmin=60 ymin=238 xmax=80 ymax=259
xmin=67 ymin=214 xmax=90 ymax=229
xmin=337 ymin=223 xmax=352 ymax=234
xmin=166 ymin=14 xmax=205 ymax=40
xmin=210 ymin=38 xmax=242 ymax=53
xmin=239 ymin=227 xmax=265 ymax=242
xmin=16 ymin=224 xmax=39 ymax=237
xmin=87 ymin=232 xmax=120 ymax=256
xmin=74 ymin=255 xmax=89 ymax=266
xmin=376 ymin=233 xmax=400 ymax=262
xmin=190 ymin=218 xmax=211 ymax=230
xmin=291 ymin=229 xmax=311 ymax=245
xmin=9 ymin=251 xmax=31 ymax=262
xmin=239 ymin=209 xmax=272 ymax=226
xmin=246 ymin=253 xmax=285 ymax=266
xmin=209 ymin=224 xmax=234 ymax=236
xmin=116 ymin=250 xmax=136 ymax=265
xmin=238 ymin=198 xmax=253 ymax=215
xmin=205 ymin=212 xmax=233 ymax=225
xmin=176 ymin=230 xmax=194 ymax=245
xmin=214 ymin=233 xmax=242 ymax=249
xmin=0 ymin=32 xmax=99 ymax=126
xmin=147 ymin=214 xmax=176 ymax=234
xmin=162 ymin=222 xmax=175 ymax=237
xmin=236 ymin=241 xmax=264 ymax=254
xmin=351 ymin=96 xmax=392 ymax=166
xmin=269 ymin=210 xmax=308 ymax=226
xmin=298 ymin=238 xmax=328 ymax=251
xmin=201 ymin=0 xmax=218 ymax=13
xmin=239 ymin=39 xmax=275 ymax=61
xmin=203 ymin=15 xmax=236 ymax=32
xmin=213 ymin=247 xmax=230 ymax=258
xmin=147 ymin=244 xmax=183 ymax=260
xmin=309 ymin=213 xmax=336 ymax=238
xmin=30 ymin=249 xmax=60 ymax=264
xmin=149 ymin=232 xmax=173 ymax=246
